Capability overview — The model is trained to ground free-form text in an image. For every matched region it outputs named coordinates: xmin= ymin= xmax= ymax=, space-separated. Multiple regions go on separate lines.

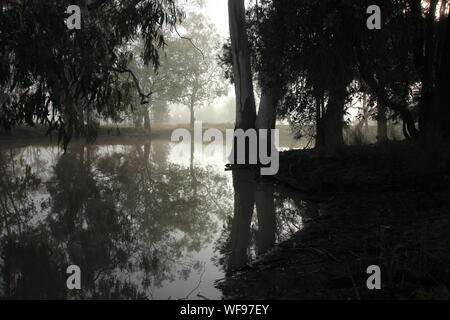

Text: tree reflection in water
xmin=0 ymin=141 xmax=232 ymax=299
xmin=213 ymin=170 xmax=313 ymax=275
xmin=0 ymin=141 xmax=311 ymax=299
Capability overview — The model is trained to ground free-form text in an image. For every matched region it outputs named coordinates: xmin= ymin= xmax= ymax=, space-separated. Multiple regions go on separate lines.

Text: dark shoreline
xmin=0 ymin=126 xmax=173 ymax=146
xmin=218 ymin=142 xmax=450 ymax=299
xmin=0 ymin=124 xmax=302 ymax=150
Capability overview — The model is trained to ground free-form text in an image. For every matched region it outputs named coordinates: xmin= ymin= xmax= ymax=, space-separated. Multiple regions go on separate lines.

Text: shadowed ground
xmin=217 ymin=142 xmax=450 ymax=299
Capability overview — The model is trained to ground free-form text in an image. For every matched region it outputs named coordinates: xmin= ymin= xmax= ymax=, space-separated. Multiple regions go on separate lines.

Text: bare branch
xmin=173 ymin=25 xmax=206 ymax=60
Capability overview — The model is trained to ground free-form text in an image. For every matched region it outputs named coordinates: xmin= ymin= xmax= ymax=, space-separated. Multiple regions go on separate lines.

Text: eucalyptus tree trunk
xmin=189 ymin=80 xmax=198 ymax=131
xmin=376 ymin=101 xmax=388 ymax=142
xmin=255 ymin=85 xmax=282 ymax=130
xmin=255 ymin=84 xmax=282 ymax=164
xmin=321 ymin=85 xmax=346 ymax=149
xmin=416 ymin=0 xmax=450 ymax=144
xmin=418 ymin=0 xmax=438 ymax=139
xmin=143 ymin=105 xmax=151 ymax=135
xmin=189 ymin=102 xmax=195 ymax=131
xmin=228 ymin=0 xmax=256 ymax=130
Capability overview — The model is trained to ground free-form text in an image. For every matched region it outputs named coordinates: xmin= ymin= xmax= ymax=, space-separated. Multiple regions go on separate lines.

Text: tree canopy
xmin=223 ymin=0 xmax=449 ymax=148
xmin=0 ymin=0 xmax=181 ymax=147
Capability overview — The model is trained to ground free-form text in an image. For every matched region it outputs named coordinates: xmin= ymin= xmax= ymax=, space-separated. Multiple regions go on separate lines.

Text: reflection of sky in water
xmin=169 ymin=141 xmax=228 ymax=168
xmin=0 ymin=141 xmax=230 ymax=299
xmin=0 ymin=137 xmax=308 ymax=300
xmin=163 ymin=141 xmax=230 ymax=300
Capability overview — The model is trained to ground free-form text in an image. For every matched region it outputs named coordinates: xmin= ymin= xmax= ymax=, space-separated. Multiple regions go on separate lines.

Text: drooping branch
xmin=364 ymin=73 xmax=419 ymax=139
xmin=110 ymin=67 xmax=152 ymax=104
xmin=356 ymin=47 xmax=419 ymax=138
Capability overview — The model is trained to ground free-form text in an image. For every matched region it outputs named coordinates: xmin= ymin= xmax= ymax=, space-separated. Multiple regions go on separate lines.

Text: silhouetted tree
xmin=0 ymin=0 xmax=181 ymax=147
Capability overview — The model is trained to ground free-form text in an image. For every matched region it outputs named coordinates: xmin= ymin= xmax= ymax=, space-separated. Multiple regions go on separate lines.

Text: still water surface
xmin=0 ymin=138 xmax=313 ymax=299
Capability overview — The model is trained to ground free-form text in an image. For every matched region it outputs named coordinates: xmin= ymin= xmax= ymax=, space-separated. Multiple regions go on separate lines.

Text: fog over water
xmin=0 ymin=135 xmax=310 ymax=299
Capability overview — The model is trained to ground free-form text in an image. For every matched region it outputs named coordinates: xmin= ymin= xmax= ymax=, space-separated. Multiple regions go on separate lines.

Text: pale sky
xmin=201 ymin=0 xmax=230 ymax=37
xmin=194 ymin=0 xmax=254 ymax=37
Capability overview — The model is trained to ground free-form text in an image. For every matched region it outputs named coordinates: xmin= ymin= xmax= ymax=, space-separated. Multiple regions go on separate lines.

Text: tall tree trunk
xmin=228 ymin=0 xmax=257 ymax=130
xmin=255 ymin=85 xmax=282 ymax=130
xmin=418 ymin=0 xmax=438 ymax=142
xmin=189 ymin=102 xmax=195 ymax=131
xmin=190 ymin=82 xmax=198 ymax=131
xmin=417 ymin=2 xmax=450 ymax=144
xmin=376 ymin=100 xmax=388 ymax=142
xmin=431 ymin=9 xmax=450 ymax=141
xmin=143 ymin=106 xmax=151 ymax=135
xmin=321 ymin=84 xmax=347 ymax=150
xmin=255 ymin=85 xmax=282 ymax=164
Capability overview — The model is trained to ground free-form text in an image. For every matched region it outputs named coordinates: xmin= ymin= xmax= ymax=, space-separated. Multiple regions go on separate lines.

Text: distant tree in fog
xmin=168 ymin=12 xmax=228 ymax=130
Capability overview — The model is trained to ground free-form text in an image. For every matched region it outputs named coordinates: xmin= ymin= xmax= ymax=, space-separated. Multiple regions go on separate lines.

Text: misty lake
xmin=0 ymin=137 xmax=315 ymax=299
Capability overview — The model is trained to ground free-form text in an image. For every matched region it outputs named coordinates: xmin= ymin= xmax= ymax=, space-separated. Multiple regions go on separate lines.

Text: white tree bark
xmin=228 ymin=0 xmax=256 ymax=130
xmin=255 ymin=86 xmax=281 ymax=130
